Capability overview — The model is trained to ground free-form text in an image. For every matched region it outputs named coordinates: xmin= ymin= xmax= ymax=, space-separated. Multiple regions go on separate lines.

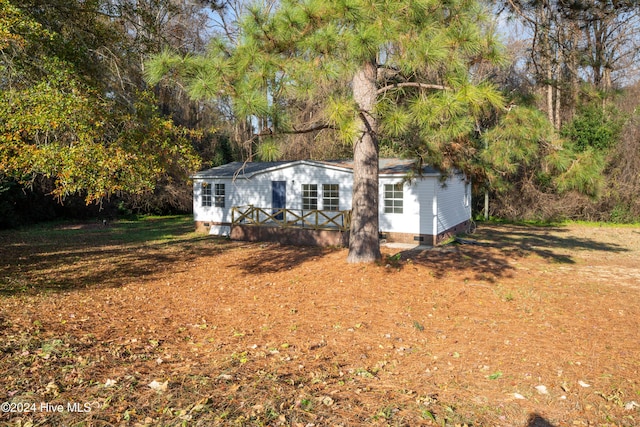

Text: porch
xmin=231 ymin=205 xmax=351 ymax=231
xmin=230 ymin=205 xmax=351 ymax=247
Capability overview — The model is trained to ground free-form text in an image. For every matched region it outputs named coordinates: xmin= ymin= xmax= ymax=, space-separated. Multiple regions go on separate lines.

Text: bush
xmin=561 ymin=103 xmax=625 ymax=152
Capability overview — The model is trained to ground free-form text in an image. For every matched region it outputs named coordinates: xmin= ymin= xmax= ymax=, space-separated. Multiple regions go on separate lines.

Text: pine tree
xmin=146 ymin=0 xmax=504 ymax=262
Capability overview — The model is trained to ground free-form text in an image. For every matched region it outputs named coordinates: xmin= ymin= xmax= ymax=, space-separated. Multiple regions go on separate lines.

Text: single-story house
xmin=191 ymin=158 xmax=472 ymax=246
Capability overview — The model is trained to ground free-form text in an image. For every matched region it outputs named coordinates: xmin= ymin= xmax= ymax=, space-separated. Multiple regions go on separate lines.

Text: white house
xmin=191 ymin=159 xmax=472 ymax=246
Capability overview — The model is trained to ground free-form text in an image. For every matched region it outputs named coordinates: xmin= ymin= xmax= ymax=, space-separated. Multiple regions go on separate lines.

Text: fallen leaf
xmin=488 ymin=371 xmax=502 ymax=380
xmin=45 ymin=381 xmax=60 ymax=396
xmin=147 ymin=380 xmax=168 ymax=392
xmin=321 ymin=396 xmax=334 ymax=406
xmin=535 ymin=385 xmax=548 ymax=395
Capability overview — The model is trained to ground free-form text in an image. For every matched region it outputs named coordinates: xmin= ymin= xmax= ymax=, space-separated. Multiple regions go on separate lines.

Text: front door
xmin=272 ymin=181 xmax=286 ymax=221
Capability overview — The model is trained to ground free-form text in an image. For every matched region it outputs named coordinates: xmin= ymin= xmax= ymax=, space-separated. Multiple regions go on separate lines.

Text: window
xmin=302 ymin=184 xmax=318 ymax=210
xmin=201 ymin=183 xmax=212 ymax=207
xmin=214 ymin=183 xmax=225 ymax=208
xmin=323 ymin=184 xmax=339 ymax=211
xmin=384 ymin=183 xmax=403 ymax=214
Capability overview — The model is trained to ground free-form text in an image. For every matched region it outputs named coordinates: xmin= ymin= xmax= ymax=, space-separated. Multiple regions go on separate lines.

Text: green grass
xmin=0 ymin=215 xmax=210 ymax=296
xmin=560 ymin=219 xmax=640 ymax=228
xmin=2 ymin=215 xmax=196 ymax=244
xmin=476 ymin=216 xmax=640 ymax=228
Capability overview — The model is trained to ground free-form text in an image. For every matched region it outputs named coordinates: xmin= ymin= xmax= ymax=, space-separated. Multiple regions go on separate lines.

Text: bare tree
xmin=497 ymin=0 xmax=640 ymax=127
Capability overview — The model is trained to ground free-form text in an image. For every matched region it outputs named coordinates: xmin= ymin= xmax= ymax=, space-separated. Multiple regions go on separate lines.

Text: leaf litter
xmin=0 ymin=221 xmax=639 ymax=426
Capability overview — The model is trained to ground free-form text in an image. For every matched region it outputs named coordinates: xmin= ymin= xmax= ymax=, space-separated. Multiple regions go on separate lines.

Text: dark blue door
xmin=272 ymin=181 xmax=286 ymax=221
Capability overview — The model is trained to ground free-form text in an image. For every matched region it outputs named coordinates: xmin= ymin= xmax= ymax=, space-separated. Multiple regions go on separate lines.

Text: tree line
xmin=489 ymin=0 xmax=640 ymax=222
xmin=0 ymin=0 xmax=218 ymax=226
xmin=1 ymin=0 xmax=639 ymax=257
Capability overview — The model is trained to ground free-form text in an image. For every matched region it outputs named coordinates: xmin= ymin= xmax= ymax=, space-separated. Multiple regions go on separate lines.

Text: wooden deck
xmin=231 ymin=205 xmax=351 ymax=232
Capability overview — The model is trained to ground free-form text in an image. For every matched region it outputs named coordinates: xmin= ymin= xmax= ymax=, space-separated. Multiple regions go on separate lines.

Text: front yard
xmin=1 ymin=217 xmax=639 ymax=426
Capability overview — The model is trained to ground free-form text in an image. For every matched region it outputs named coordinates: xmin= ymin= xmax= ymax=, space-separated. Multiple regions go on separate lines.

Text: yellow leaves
xmin=0 ymin=32 xmax=24 ymax=50
xmin=1 ymin=82 xmax=200 ymax=204
xmin=0 ymin=0 xmax=28 ymax=50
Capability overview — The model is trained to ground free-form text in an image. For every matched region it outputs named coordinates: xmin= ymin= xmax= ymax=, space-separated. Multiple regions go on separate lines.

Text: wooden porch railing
xmin=231 ymin=205 xmax=351 ymax=232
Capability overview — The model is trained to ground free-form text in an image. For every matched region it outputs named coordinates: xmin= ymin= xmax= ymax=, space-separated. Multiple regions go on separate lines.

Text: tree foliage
xmin=561 ymin=101 xmax=626 ymax=152
xmin=484 ymin=106 xmax=603 ymax=193
xmin=495 ymin=0 xmax=640 ymax=128
xmin=0 ymin=0 xmax=201 ymax=205
xmin=146 ymin=0 xmax=506 ymax=261
xmin=2 ymin=0 xmax=637 ymax=228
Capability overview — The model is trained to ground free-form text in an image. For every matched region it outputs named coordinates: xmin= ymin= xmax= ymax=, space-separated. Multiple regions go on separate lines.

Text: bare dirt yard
xmin=1 ymin=217 xmax=639 ymax=427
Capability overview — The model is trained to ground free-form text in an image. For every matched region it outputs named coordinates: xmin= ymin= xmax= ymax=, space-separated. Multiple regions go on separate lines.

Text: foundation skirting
xmin=195 ymin=220 xmax=471 ymax=247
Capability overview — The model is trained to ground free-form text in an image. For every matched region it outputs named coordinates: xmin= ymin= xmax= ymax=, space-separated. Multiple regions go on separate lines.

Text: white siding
xmin=379 ymin=177 xmax=420 ymax=235
xmin=435 ymin=174 xmax=471 ymax=233
xmin=193 ymin=179 xmax=238 ymax=224
xmin=417 ymin=178 xmax=437 ymax=236
xmin=193 ymin=161 xmax=470 ymax=239
xmin=271 ymin=163 xmax=354 ymax=211
xmin=193 ymin=163 xmax=354 ymax=231
xmin=378 ymin=177 xmax=442 ymax=236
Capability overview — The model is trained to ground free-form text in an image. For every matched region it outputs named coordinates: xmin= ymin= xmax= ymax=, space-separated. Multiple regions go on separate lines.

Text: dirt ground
xmin=0 ymin=218 xmax=639 ymax=426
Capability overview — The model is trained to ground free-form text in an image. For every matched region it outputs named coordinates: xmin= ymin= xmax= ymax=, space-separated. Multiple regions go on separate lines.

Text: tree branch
xmin=257 ymin=123 xmax=336 ymax=137
xmin=288 ymin=123 xmax=336 ymax=134
xmin=376 ymin=82 xmax=449 ymax=96
xmin=240 ymin=123 xmax=336 ymax=154
xmin=505 ymin=0 xmax=537 ymax=26
xmin=232 ymin=122 xmax=336 ymax=179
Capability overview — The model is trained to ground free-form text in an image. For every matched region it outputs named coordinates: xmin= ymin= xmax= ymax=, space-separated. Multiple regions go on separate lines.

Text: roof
xmin=191 ymin=159 xmax=440 ymax=179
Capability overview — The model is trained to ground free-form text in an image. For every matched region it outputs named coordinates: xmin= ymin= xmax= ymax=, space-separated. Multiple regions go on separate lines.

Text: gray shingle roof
xmin=191 ymin=161 xmax=289 ymax=178
xmin=191 ymin=159 xmax=439 ymax=179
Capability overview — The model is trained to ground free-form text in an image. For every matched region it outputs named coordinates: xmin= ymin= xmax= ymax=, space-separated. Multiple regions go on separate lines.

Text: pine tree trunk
xmin=347 ymin=60 xmax=381 ymax=263
xmin=567 ymin=21 xmax=580 ymax=123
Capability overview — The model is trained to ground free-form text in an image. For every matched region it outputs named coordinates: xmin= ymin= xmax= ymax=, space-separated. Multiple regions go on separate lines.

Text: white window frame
xmin=384 ymin=183 xmax=403 ymax=214
xmin=201 ymin=183 xmax=212 ymax=207
xmin=322 ymin=184 xmax=339 ymax=211
xmin=464 ymin=182 xmax=470 ymax=207
xmin=302 ymin=184 xmax=318 ymax=210
xmin=214 ymin=183 xmax=225 ymax=208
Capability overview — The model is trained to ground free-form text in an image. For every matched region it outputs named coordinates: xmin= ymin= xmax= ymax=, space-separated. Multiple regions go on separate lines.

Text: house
xmin=191 ymin=159 xmax=472 ymax=246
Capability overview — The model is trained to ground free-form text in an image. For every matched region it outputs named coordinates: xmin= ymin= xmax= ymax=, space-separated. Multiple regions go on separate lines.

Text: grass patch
xmin=0 ymin=215 xmax=211 ymax=295
xmin=479 ymin=217 xmax=640 ymax=228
